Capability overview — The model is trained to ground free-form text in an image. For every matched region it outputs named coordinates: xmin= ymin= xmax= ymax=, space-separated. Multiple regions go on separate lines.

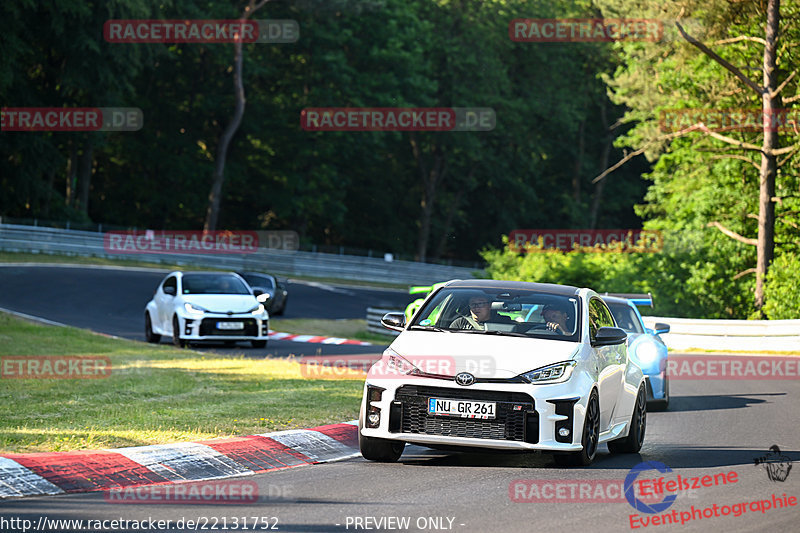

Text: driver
xmin=449 ymin=294 xmax=512 ymax=330
xmin=542 ymin=302 xmax=571 ymax=334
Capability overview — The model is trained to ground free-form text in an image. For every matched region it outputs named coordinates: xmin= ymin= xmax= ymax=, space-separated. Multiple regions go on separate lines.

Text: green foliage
xmin=763 ymin=253 xmax=800 ymax=319
xmin=483 ymin=232 xmax=757 ymax=318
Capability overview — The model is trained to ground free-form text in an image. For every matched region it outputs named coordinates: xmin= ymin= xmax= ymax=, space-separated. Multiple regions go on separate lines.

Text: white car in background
xmin=144 ymin=271 xmax=269 ymax=348
xmin=359 ymin=280 xmax=647 ymax=466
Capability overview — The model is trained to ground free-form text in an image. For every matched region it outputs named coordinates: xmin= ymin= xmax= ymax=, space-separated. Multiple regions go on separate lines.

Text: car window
xmin=412 ymin=287 xmax=581 ymax=342
xmin=162 ymin=276 xmax=177 ymax=292
xmin=607 ymin=303 xmax=644 ymax=334
xmin=588 ymin=297 xmax=615 ymax=338
xmin=181 ymin=274 xmax=250 ymax=295
xmin=597 ymin=299 xmax=616 ymax=328
xmin=241 ymin=273 xmax=275 ymax=289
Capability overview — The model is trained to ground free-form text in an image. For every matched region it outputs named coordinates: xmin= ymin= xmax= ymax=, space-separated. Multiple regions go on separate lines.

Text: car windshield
xmin=181 ymin=274 xmax=250 ymax=295
xmin=607 ymin=303 xmax=644 ymax=334
xmin=240 ymin=273 xmax=275 ymax=289
xmin=411 ymin=287 xmax=581 ymax=342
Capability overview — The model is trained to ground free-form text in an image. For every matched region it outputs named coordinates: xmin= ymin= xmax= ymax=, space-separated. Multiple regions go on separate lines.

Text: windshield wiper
xmin=453 ymin=329 xmax=528 ymax=338
xmin=408 ymin=325 xmax=449 ymax=332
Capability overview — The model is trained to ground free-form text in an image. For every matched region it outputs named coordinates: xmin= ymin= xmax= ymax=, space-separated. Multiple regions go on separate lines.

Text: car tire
xmin=608 ymin=384 xmax=647 ymax=454
xmin=145 ymin=313 xmax=160 ymax=344
xmin=275 ymin=299 xmax=286 ymax=316
xmin=251 ymin=340 xmax=267 ymax=348
xmin=358 ymin=410 xmax=404 ymax=462
xmin=649 ymin=374 xmax=669 ymax=411
xmin=172 ymin=316 xmax=187 ymax=348
xmin=553 ymin=390 xmax=600 ymax=467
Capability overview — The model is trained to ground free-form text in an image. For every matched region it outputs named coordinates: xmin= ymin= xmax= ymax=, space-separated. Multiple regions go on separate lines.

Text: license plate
xmin=427 ymin=398 xmax=496 ymax=419
xmin=217 ymin=321 xmax=244 ymax=330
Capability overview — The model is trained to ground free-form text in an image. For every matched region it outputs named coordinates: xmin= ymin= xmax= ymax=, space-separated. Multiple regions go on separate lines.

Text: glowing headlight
xmin=183 ymin=302 xmax=206 ymax=315
xmin=256 ymin=293 xmax=270 ymax=303
xmin=636 ymin=342 xmax=660 ymax=363
xmin=249 ymin=304 xmax=266 ymax=315
xmin=520 ymin=361 xmax=577 ymax=384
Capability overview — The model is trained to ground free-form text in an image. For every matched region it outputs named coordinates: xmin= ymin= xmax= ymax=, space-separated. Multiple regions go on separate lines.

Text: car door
xmin=589 ymin=297 xmax=624 ymax=431
xmin=156 ymin=275 xmax=178 ymax=331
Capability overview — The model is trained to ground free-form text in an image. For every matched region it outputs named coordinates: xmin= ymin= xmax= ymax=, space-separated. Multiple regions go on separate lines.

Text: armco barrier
xmin=643 ymin=317 xmax=800 ymax=352
xmin=365 ymin=309 xmax=799 ymax=352
xmin=0 ymin=224 xmax=478 ymax=285
xmin=366 ymin=307 xmax=402 ymax=337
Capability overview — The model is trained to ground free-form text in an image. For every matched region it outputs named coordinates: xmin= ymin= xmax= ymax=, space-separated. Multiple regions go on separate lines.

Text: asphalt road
xmin=1 ymin=264 xmax=798 ymax=532
xmin=0 ymin=264 xmax=409 ymax=357
xmin=2 ymin=378 xmax=798 ymax=532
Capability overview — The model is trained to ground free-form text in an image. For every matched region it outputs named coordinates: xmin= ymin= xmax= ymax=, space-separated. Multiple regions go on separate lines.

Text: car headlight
xmin=636 ymin=341 xmax=660 ymax=364
xmin=256 ymin=293 xmax=270 ymax=303
xmin=519 ymin=361 xmax=577 ymax=384
xmin=248 ymin=304 xmax=266 ymax=315
xmin=184 ymin=302 xmax=206 ymax=315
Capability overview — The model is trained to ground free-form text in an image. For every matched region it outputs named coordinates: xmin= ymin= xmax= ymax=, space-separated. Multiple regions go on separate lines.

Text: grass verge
xmin=0 ymin=312 xmax=364 ymax=453
xmin=271 ymin=318 xmax=395 ymax=344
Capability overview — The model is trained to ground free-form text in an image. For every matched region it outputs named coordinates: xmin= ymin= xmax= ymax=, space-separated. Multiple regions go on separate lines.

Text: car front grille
xmin=391 ymin=385 xmax=538 ymax=443
xmin=199 ymin=318 xmax=258 ymax=336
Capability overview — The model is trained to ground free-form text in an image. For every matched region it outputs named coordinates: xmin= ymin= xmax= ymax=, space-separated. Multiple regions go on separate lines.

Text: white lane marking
xmin=0 ymin=306 xmax=69 ymax=327
xmin=260 ymin=430 xmax=360 ymax=463
xmin=116 ymin=442 xmax=253 ymax=482
xmin=290 ymin=280 xmax=357 ymax=296
xmin=0 ymin=457 xmax=64 ymax=499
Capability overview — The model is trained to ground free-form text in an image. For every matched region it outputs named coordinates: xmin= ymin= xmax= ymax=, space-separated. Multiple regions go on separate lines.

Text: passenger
xmin=542 ymin=303 xmax=571 ymax=334
xmin=449 ymin=295 xmax=512 ymax=330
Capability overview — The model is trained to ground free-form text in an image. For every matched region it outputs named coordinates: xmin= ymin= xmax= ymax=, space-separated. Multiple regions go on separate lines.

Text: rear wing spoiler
xmin=603 ymin=292 xmax=654 ymax=308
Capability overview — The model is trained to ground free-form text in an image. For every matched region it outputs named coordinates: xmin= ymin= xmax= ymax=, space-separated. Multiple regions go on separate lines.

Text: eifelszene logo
xmin=754 ymin=445 xmax=793 ymax=482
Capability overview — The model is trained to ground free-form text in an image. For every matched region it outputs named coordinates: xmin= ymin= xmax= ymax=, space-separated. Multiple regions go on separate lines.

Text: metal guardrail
xmin=0 ymin=224 xmax=479 ymax=285
xmin=643 ymin=317 xmax=800 ymax=352
xmin=366 ymin=307 xmax=402 ymax=337
xmin=366 ymin=309 xmax=800 ymax=352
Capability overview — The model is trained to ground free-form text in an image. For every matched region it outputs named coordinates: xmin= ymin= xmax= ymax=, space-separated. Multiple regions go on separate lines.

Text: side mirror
xmin=381 ymin=312 xmax=406 ymax=332
xmin=654 ymin=322 xmax=670 ymax=334
xmin=163 ymin=286 xmax=176 ymax=296
xmin=593 ymin=326 xmax=628 ymax=346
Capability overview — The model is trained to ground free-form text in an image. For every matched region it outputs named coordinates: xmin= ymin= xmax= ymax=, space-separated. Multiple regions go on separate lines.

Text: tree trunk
xmin=76 ymin=138 xmax=93 ymax=215
xmin=410 ymin=133 xmax=447 ymax=262
xmin=204 ymin=0 xmax=271 ymax=231
xmin=572 ymin=119 xmax=585 ymax=210
xmin=755 ymin=0 xmax=780 ymax=311
xmin=66 ymin=141 xmax=77 ymax=208
xmin=589 ymin=104 xmax=613 ymax=229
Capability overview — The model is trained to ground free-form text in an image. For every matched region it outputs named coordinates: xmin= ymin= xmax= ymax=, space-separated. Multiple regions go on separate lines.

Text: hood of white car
xmin=182 ymin=294 xmax=258 ymax=313
xmin=388 ymin=331 xmax=580 ymax=379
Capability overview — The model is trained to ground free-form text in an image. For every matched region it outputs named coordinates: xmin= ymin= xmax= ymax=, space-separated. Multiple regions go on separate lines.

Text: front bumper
xmin=360 ymin=378 xmax=593 ymax=452
xmin=644 ymin=371 xmax=666 ymax=401
xmin=177 ymin=313 xmax=269 ymax=340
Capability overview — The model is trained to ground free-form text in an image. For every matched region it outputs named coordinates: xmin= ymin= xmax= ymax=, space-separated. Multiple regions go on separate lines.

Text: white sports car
xmin=359 ymin=280 xmax=647 ymax=466
xmin=144 ymin=271 xmax=269 ymax=348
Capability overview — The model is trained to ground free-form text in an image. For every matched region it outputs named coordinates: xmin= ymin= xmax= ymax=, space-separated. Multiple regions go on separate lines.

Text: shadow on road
xmin=665 ymin=392 xmax=785 ymax=413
